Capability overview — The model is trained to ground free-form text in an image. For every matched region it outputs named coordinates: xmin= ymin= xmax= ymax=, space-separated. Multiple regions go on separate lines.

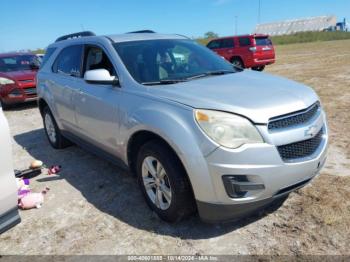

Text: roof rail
xmin=55 ymin=31 xmax=96 ymax=42
xmin=127 ymin=30 xmax=156 ymax=34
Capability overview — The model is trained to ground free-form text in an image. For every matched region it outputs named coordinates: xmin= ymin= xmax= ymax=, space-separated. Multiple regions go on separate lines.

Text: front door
xmin=74 ymin=44 xmax=121 ymax=156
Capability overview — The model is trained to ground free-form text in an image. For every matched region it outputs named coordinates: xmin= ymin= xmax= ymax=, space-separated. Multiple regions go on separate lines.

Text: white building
xmin=254 ymin=16 xmax=337 ymax=36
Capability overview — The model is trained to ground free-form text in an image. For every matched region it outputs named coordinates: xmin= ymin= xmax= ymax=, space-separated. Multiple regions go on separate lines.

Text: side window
xmin=238 ymin=37 xmax=251 ymax=47
xmin=207 ymin=40 xmax=220 ymax=49
xmin=52 ymin=45 xmax=83 ymax=77
xmin=41 ymin=47 xmax=56 ymax=68
xmin=221 ymin=39 xmax=234 ymax=48
xmin=83 ymin=45 xmax=116 ymax=77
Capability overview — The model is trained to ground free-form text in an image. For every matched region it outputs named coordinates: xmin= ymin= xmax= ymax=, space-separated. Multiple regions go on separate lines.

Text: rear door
xmin=253 ymin=36 xmax=275 ymax=60
xmin=0 ymin=106 xmax=20 ymax=234
xmin=73 ymin=44 xmax=120 ymax=156
xmin=237 ymin=36 xmax=253 ymax=66
xmin=50 ymin=45 xmax=84 ymax=133
xmin=218 ymin=38 xmax=235 ymax=61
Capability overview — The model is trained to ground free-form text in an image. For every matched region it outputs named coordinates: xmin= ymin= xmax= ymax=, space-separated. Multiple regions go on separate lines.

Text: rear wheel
xmin=136 ymin=140 xmax=196 ymax=222
xmin=231 ymin=57 xmax=244 ymax=69
xmin=43 ymin=106 xmax=72 ymax=149
xmin=252 ymin=65 xmax=265 ymax=71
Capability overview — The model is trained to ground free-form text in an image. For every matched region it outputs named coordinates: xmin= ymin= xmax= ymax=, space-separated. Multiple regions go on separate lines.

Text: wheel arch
xmin=38 ymin=98 xmax=49 ymax=116
xmin=127 ymin=129 xmax=197 ymax=202
xmin=230 ymin=56 xmax=245 ymax=67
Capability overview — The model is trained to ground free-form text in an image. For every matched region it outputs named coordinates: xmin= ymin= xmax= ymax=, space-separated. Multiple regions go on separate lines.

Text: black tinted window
xmin=207 ymin=40 xmax=220 ymax=49
xmin=255 ymin=37 xmax=272 ymax=46
xmin=221 ymin=39 xmax=234 ymax=48
xmin=239 ymin=37 xmax=251 ymax=47
xmin=53 ymin=45 xmax=83 ymax=77
xmin=41 ymin=47 xmax=56 ymax=67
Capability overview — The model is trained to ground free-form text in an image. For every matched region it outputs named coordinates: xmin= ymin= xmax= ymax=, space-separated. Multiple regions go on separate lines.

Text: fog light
xmin=8 ymin=88 xmax=23 ymax=98
xmin=222 ymin=175 xmax=265 ymax=198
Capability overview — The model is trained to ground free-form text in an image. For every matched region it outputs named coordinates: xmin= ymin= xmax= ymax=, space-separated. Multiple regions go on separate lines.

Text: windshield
xmin=0 ymin=55 xmax=40 ymax=72
xmin=113 ymin=39 xmax=236 ymax=85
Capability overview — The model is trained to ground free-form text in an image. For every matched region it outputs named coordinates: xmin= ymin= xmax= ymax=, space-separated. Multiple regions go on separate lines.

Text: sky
xmin=0 ymin=0 xmax=349 ymax=52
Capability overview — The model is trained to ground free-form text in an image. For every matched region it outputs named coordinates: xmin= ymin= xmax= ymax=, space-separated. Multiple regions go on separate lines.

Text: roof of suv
xmin=107 ymin=33 xmax=187 ymax=43
xmin=50 ymin=31 xmax=188 ymax=47
xmin=210 ymin=34 xmax=269 ymax=41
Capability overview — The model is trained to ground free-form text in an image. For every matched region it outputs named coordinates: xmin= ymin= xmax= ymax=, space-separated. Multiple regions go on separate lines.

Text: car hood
xmin=0 ymin=70 xmax=37 ymax=81
xmin=148 ymin=70 xmax=319 ymax=123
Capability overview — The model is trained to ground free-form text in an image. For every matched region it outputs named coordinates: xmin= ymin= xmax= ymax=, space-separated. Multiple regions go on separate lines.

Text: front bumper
xmin=0 ymin=84 xmax=37 ymax=105
xmin=197 ymin=113 xmax=328 ymax=223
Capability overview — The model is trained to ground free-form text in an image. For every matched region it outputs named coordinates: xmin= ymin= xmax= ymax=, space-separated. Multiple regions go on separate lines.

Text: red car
xmin=0 ymin=52 xmax=40 ymax=109
xmin=207 ymin=34 xmax=275 ymax=71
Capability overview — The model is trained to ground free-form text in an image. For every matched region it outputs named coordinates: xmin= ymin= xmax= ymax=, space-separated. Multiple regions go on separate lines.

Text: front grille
xmin=19 ymin=79 xmax=34 ymax=83
xmin=23 ymin=87 xmax=37 ymax=96
xmin=277 ymin=128 xmax=323 ymax=161
xmin=268 ymin=102 xmax=320 ymax=131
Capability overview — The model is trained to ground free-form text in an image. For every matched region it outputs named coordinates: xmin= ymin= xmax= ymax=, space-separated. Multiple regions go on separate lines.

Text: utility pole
xmin=235 ymin=15 xmax=238 ymax=35
xmin=258 ymin=0 xmax=261 ymax=24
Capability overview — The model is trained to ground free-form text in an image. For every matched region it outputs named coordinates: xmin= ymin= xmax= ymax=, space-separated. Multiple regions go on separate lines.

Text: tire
xmin=252 ymin=65 xmax=265 ymax=71
xmin=231 ymin=57 xmax=244 ymax=69
xmin=0 ymin=99 xmax=10 ymax=110
xmin=136 ymin=140 xmax=196 ymax=222
xmin=42 ymin=106 xmax=72 ymax=149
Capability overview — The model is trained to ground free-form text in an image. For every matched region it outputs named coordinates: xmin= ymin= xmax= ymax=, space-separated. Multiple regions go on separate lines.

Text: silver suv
xmin=37 ymin=31 xmax=328 ymax=222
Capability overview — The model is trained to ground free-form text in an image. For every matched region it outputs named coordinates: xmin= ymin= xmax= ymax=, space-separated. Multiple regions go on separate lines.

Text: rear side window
xmin=221 ymin=39 xmax=234 ymax=48
xmin=238 ymin=37 xmax=251 ymax=47
xmin=207 ymin=40 xmax=220 ymax=49
xmin=255 ymin=37 xmax=272 ymax=46
xmin=41 ymin=47 xmax=56 ymax=68
xmin=52 ymin=45 xmax=83 ymax=77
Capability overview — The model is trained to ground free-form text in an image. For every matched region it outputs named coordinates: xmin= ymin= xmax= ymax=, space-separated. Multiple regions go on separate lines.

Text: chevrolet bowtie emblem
xmin=305 ymin=125 xmax=318 ymax=137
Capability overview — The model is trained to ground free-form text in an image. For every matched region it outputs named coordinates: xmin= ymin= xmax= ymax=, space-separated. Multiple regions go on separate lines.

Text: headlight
xmin=194 ymin=109 xmax=263 ymax=149
xmin=0 ymin=77 xmax=15 ymax=85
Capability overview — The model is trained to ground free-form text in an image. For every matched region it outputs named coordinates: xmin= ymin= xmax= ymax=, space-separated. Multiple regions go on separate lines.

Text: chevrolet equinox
xmin=37 ymin=31 xmax=328 ymax=222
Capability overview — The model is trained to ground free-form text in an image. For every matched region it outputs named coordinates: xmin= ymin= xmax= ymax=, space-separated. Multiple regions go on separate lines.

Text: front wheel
xmin=42 ymin=106 xmax=72 ymax=149
xmin=136 ymin=141 xmax=196 ymax=222
xmin=0 ymin=99 xmax=10 ymax=110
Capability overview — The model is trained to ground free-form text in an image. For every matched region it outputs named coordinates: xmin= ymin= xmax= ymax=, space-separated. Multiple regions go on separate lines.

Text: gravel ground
xmin=0 ymin=40 xmax=349 ymax=256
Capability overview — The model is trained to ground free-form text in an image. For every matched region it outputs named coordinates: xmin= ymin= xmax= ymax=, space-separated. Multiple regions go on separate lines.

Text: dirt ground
xmin=0 ymin=40 xmax=349 ymax=256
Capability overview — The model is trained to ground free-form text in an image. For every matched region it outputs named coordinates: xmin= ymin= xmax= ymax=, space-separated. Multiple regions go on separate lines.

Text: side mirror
xmin=84 ymin=69 xmax=119 ymax=86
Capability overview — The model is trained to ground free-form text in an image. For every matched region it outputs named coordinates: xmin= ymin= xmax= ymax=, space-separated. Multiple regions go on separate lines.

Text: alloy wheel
xmin=141 ymin=156 xmax=172 ymax=210
xmin=44 ymin=113 xmax=57 ymax=144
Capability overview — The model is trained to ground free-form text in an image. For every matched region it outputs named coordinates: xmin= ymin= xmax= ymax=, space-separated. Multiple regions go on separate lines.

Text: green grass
xmin=196 ymin=31 xmax=350 ymax=46
xmin=270 ymin=31 xmax=350 ymax=45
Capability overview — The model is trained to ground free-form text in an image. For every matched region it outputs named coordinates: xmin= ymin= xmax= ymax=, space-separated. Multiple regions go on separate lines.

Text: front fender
xmin=121 ymin=100 xmax=219 ymax=203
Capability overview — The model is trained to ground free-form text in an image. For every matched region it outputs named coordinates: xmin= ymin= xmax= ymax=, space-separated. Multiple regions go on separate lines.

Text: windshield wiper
xmin=141 ymin=79 xmax=188 ymax=86
xmin=186 ymin=70 xmax=235 ymax=80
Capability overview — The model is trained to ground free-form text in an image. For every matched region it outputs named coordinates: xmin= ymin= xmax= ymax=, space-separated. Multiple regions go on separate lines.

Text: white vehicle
xmin=0 ymin=105 xmax=20 ymax=233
